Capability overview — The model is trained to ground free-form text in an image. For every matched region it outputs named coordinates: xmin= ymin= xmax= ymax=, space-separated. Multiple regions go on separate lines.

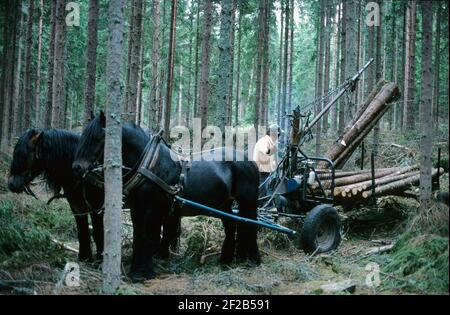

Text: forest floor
xmin=0 ymin=179 xmax=447 ymax=295
xmin=0 ymin=129 xmax=448 ymax=295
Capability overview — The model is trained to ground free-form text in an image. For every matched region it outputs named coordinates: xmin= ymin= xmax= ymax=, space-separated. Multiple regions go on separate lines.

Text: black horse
xmin=72 ymin=112 xmax=261 ymax=282
xmin=7 ymin=128 xmax=104 ymax=263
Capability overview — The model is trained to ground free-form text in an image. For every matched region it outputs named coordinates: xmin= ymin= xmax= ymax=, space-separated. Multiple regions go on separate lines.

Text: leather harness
xmin=82 ymin=131 xmax=189 ymax=208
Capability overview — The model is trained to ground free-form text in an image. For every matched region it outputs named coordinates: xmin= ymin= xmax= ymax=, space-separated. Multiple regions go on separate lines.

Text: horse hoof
xmin=92 ymin=258 xmax=103 ymax=269
xmin=156 ymin=248 xmax=170 ymax=260
xmin=128 ymin=269 xmax=155 ymax=283
xmin=247 ymin=258 xmax=261 ymax=267
xmin=78 ymin=254 xmax=94 ymax=263
xmin=248 ymin=252 xmax=261 ymax=266
xmin=219 ymin=255 xmax=234 ymax=266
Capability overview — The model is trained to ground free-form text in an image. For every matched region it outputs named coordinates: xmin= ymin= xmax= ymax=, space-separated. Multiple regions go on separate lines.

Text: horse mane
xmin=38 ymin=129 xmax=80 ymax=193
xmin=123 ymin=122 xmax=150 ymax=142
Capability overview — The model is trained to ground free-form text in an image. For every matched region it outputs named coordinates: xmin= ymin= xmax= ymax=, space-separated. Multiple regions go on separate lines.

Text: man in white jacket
xmin=253 ymin=124 xmax=283 ymax=193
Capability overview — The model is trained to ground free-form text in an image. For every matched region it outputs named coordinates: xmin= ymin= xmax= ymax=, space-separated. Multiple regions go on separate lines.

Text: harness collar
xmin=123 ymin=131 xmax=188 ymax=197
xmin=82 ymin=131 xmax=188 ymax=202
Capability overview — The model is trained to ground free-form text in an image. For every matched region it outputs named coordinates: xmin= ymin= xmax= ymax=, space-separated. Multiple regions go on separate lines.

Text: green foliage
xmin=383 ymin=233 xmax=448 ymax=294
xmin=381 ymin=205 xmax=449 ymax=294
xmin=0 ymin=194 xmax=74 ymax=269
xmin=183 ymin=216 xmax=224 ymax=263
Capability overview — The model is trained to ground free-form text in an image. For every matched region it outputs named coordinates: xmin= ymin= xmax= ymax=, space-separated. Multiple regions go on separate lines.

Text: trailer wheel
xmin=300 ymin=204 xmax=341 ymax=254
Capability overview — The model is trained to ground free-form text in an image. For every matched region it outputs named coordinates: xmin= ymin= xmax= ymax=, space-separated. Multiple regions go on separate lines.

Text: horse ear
xmin=99 ymin=110 xmax=106 ymax=128
xmin=29 ymin=130 xmax=43 ymax=147
xmin=89 ymin=110 xmax=95 ymax=121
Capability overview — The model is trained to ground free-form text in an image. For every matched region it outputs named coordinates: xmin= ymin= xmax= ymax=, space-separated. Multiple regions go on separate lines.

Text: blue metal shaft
xmin=175 ymin=196 xmax=296 ymax=235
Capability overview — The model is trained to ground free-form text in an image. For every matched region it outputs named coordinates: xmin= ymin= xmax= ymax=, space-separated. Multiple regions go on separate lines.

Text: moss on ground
xmin=380 ymin=200 xmax=449 ymax=294
xmin=0 ymin=193 xmax=74 ymax=269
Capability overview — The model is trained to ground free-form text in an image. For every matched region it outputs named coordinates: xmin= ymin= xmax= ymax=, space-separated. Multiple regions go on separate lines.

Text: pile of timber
xmin=314 ymin=166 xmax=444 ymax=206
xmin=324 ymin=80 xmax=400 ymax=169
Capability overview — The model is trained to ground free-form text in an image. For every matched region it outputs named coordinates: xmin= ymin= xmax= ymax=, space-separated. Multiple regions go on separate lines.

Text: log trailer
xmin=255 ymin=59 xmax=375 ymax=254
xmin=176 ymin=59 xmax=432 ymax=256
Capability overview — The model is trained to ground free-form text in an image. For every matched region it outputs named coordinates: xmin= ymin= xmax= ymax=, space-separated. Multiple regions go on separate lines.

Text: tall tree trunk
xmin=193 ymin=2 xmax=201 ymax=119
xmin=23 ymin=0 xmax=34 ymax=130
xmin=387 ymin=0 xmax=395 ymax=130
xmin=344 ymin=0 xmax=357 ymax=122
xmin=281 ymin=0 xmax=290 ymax=139
xmin=366 ymin=3 xmax=375 ymax=96
xmin=371 ymin=0 xmax=382 ymax=155
xmin=177 ymin=65 xmax=183 ymax=125
xmin=244 ymin=58 xmax=256 ymax=119
xmin=34 ymin=0 xmax=44 ymax=127
xmin=395 ymin=2 xmax=407 ymax=130
xmin=199 ymin=0 xmax=213 ymax=130
xmin=261 ymin=0 xmax=270 ymax=128
xmin=234 ymin=8 xmax=242 ymax=127
xmin=136 ymin=1 xmax=146 ymax=125
xmin=44 ymin=0 xmax=56 ymax=128
xmin=217 ymin=0 xmax=232 ymax=133
xmin=157 ymin=0 xmax=167 ymax=127
xmin=63 ymin=81 xmax=69 ymax=128
xmin=322 ymin=0 xmax=331 ymax=134
xmin=432 ymin=3 xmax=441 ymax=127
xmin=277 ymin=1 xmax=284 ymax=127
xmin=356 ymin=0 xmax=364 ymax=106
xmin=125 ymin=0 xmax=143 ymax=123
xmin=51 ymin=0 xmax=67 ymax=128
xmin=253 ymin=0 xmax=265 ymax=133
xmin=331 ymin=1 xmax=339 ymax=132
xmin=103 ymin=0 xmax=125 ymax=295
xmin=227 ymin=0 xmax=236 ymax=126
xmin=342 ymin=0 xmax=358 ymax=168
xmin=83 ymin=0 xmax=100 ymax=125
xmin=419 ymin=0 xmax=433 ymax=212
xmin=315 ymin=0 xmax=325 ymax=156
xmin=241 ymin=58 xmax=255 ymax=122
xmin=186 ymin=5 xmax=194 ymax=128
xmin=124 ymin=0 xmax=134 ymax=112
xmin=287 ymin=0 xmax=294 ymax=129
xmin=163 ymin=0 xmax=177 ymax=139
xmin=403 ymin=0 xmax=416 ymax=131
xmin=148 ymin=0 xmax=161 ymax=131
xmin=1 ymin=0 xmax=17 ymax=151
xmin=0 ymin=1 xmax=10 ymax=145
xmin=338 ymin=1 xmax=346 ymax=133
xmin=12 ymin=9 xmax=24 ymax=138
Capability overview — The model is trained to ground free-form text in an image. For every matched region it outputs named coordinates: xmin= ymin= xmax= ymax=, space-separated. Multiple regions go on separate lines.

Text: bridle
xmin=80 ymin=130 xmax=189 ymax=206
xmin=17 ymin=148 xmax=42 ymax=200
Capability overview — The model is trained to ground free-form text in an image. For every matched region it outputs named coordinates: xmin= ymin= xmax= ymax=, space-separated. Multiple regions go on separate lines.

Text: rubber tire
xmin=300 ymin=204 xmax=341 ymax=254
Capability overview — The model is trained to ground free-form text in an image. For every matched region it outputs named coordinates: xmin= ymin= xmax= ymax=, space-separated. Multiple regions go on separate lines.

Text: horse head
xmin=8 ymin=129 xmax=44 ymax=194
xmin=72 ymin=111 xmax=106 ymax=179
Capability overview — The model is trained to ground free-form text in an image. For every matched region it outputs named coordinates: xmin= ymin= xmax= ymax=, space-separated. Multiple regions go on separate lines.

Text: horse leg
xmin=128 ymin=205 xmax=152 ymax=282
xmin=159 ymin=214 xmax=181 ymax=259
xmin=90 ymin=211 xmax=104 ymax=264
xmin=170 ymin=215 xmax=181 ymax=250
xmin=74 ymin=214 xmax=93 ymax=262
xmin=128 ymin=203 xmax=163 ymax=282
xmin=235 ymin=200 xmax=261 ymax=266
xmin=220 ymin=218 xmax=237 ymax=265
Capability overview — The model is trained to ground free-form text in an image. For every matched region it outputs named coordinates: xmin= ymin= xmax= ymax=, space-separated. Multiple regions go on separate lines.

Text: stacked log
xmin=324 ymin=80 xmax=400 ymax=169
xmin=306 ymin=80 xmax=445 ymax=206
xmin=320 ymin=166 xmax=445 ymax=206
